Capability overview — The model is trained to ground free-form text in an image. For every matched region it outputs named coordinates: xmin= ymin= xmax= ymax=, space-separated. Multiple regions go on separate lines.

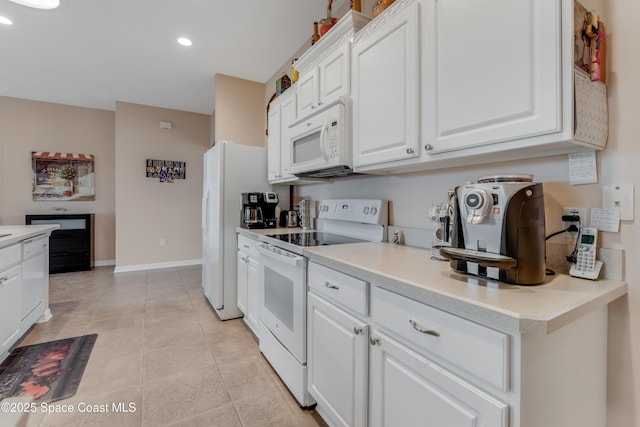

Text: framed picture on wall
xmin=32 ymin=152 xmax=96 ymax=201
xmin=146 ymin=159 xmax=186 ymax=183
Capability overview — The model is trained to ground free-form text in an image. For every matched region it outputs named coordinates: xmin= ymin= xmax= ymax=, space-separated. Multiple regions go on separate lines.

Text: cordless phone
xmin=569 ymin=226 xmax=603 ymax=280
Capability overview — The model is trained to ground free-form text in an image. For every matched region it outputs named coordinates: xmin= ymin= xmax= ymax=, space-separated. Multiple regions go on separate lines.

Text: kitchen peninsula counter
xmin=0 ymin=225 xmax=59 ymax=249
xmin=304 ymin=242 xmax=628 ymax=335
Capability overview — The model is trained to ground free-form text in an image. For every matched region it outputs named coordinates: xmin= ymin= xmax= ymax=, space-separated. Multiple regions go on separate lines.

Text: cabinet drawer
xmin=238 ymin=235 xmax=259 ymax=258
xmin=372 ymin=286 xmax=509 ymax=391
xmin=308 ymin=262 xmax=368 ymax=316
xmin=0 ymin=244 xmax=21 ymax=271
xmin=50 ymin=230 xmax=88 ymax=250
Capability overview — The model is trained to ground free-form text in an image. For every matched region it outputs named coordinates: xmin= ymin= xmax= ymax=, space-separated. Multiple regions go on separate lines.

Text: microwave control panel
xmin=327 ymin=120 xmax=339 ymax=159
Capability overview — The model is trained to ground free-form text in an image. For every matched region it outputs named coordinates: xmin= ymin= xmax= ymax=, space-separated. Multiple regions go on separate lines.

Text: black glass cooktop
xmin=264 ymin=232 xmax=366 ymax=247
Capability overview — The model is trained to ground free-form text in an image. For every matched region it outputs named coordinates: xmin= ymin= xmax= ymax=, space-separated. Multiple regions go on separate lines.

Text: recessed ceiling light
xmin=7 ymin=0 xmax=60 ymax=9
xmin=177 ymin=37 xmax=192 ymax=47
xmin=0 ymin=16 xmax=13 ymax=25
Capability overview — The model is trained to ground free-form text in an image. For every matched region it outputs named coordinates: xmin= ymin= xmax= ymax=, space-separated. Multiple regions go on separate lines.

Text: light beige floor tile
xmin=76 ymin=351 xmax=143 ymax=396
xmin=143 ymin=339 xmax=216 ymax=382
xmin=233 ymin=390 xmax=299 ymax=427
xmin=142 ymin=366 xmax=231 ymax=426
xmin=165 ymin=403 xmax=242 ymax=427
xmin=218 ymin=354 xmax=280 ymax=401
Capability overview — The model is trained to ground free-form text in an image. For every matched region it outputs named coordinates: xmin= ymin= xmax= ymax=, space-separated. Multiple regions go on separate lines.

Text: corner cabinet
xmin=267 ymin=88 xmax=298 ymax=184
xmin=353 ymin=0 xmax=607 ymax=174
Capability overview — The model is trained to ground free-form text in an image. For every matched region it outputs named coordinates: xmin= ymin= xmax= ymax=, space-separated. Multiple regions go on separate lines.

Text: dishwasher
xmin=21 ymin=234 xmax=48 ymax=325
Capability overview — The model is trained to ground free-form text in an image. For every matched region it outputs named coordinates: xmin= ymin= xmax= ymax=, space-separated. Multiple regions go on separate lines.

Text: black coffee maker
xmin=241 ymin=192 xmax=279 ymax=229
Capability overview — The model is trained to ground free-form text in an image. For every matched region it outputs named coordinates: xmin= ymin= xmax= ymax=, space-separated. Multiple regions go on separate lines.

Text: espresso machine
xmin=241 ymin=192 xmax=279 ymax=229
xmin=438 ymin=174 xmax=546 ymax=285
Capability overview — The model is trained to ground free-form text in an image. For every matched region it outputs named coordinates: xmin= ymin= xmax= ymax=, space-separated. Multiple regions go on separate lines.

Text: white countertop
xmin=303 ymin=242 xmax=628 ymax=335
xmin=236 ymin=226 xmax=303 ymax=238
xmin=0 ymin=225 xmax=59 ymax=249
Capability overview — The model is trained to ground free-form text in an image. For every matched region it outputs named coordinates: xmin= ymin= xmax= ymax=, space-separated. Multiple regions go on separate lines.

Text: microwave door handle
xmin=320 ymin=121 xmax=331 ymax=161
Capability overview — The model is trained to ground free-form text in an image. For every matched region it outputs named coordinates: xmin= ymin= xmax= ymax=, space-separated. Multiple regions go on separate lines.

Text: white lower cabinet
xmin=308 ymin=259 xmax=610 ymax=427
xmin=237 ymin=235 xmax=261 ymax=337
xmin=369 ymin=330 xmax=508 ymax=427
xmin=1 ymin=264 xmax=22 ymax=357
xmin=308 ymin=292 xmax=369 ymax=427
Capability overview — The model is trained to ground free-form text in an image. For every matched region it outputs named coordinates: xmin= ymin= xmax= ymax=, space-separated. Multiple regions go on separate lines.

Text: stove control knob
xmin=371 ymin=207 xmax=378 ymax=215
xmin=363 ymin=207 xmax=370 ymax=214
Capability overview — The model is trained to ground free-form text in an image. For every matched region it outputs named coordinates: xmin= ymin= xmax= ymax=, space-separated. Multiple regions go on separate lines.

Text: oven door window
xmin=264 ymin=266 xmax=294 ymax=332
xmin=260 ymin=256 xmax=307 ymax=364
xmin=293 ymin=130 xmax=322 ymax=165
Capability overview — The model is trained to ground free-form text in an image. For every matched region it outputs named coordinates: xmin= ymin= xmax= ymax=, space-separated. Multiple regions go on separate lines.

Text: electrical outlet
xmin=563 ymin=207 xmax=586 ymax=235
xmin=160 ymin=238 xmax=166 ymax=246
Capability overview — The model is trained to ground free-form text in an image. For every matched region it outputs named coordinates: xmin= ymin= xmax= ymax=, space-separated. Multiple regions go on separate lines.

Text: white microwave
xmin=286 ymin=97 xmax=353 ymax=178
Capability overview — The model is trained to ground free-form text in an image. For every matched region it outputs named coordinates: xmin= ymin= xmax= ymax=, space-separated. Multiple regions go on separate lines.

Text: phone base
xmin=570 ymin=260 xmax=603 ymax=280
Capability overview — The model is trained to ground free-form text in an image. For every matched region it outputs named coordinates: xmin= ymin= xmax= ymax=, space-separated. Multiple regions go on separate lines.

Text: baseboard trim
xmin=94 ymin=259 xmax=116 ymax=267
xmin=114 ymin=258 xmax=203 ymax=273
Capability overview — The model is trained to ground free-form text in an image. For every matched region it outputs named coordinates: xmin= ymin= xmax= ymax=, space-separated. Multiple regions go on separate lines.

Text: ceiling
xmin=0 ymin=0 xmax=347 ymax=114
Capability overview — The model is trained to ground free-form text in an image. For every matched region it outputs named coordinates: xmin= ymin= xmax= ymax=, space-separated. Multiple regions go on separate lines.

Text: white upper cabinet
xmin=352 ymin=0 xmax=607 ymax=174
xmin=267 ymin=88 xmax=297 ymax=184
xmin=352 ymin=0 xmax=420 ymax=167
xmin=295 ymin=11 xmax=371 ymax=120
xmin=424 ymin=0 xmax=561 ymax=153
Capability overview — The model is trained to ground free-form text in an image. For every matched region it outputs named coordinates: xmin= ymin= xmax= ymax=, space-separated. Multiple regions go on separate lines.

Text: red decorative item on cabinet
xmin=320 ymin=0 xmax=338 ymax=36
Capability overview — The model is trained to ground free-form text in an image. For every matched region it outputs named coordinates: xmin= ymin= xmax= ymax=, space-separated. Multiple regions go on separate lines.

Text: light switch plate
xmin=602 ymin=184 xmax=634 ymax=220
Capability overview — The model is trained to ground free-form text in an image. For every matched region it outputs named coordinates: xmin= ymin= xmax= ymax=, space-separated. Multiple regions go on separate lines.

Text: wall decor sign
xmin=32 ymin=152 xmax=95 ymax=201
xmin=146 ymin=159 xmax=186 ymax=183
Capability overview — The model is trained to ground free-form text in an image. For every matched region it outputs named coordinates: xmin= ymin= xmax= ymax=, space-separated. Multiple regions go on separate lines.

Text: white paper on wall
xmin=574 ymin=68 xmax=608 ymax=148
xmin=590 ymin=208 xmax=620 ymax=232
xmin=569 ymin=151 xmax=598 ymax=185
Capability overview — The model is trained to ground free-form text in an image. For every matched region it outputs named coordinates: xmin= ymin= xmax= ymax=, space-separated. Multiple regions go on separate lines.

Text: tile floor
xmin=16 ymin=265 xmax=324 ymax=427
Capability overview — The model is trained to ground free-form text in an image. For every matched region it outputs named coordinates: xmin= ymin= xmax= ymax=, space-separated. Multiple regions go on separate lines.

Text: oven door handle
xmin=258 ymin=243 xmax=304 ymax=267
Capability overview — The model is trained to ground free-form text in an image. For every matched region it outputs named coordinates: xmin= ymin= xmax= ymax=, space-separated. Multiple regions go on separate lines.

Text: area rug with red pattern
xmin=0 ymin=334 xmax=97 ymax=403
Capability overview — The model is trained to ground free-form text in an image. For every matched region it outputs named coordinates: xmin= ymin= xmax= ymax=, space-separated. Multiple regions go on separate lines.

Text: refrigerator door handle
xmin=202 ymin=192 xmax=209 ymax=231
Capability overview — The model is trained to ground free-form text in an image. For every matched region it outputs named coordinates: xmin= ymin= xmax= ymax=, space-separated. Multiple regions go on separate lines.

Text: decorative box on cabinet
xmin=353 ymin=0 xmax=608 ymax=174
xmin=26 ymin=214 xmax=94 ymax=274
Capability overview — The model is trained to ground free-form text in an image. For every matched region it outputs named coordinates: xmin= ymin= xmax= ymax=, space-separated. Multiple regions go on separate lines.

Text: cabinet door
xmin=308 ymin=292 xmax=368 ymax=427
xmin=267 ymin=105 xmax=282 ymax=182
xmin=320 ymin=42 xmax=350 ymax=106
xmin=424 ymin=0 xmax=561 ymax=153
xmin=352 ymin=0 xmax=420 ymax=168
xmin=0 ymin=266 xmax=21 ymax=354
xmin=369 ymin=331 xmax=508 ymax=427
xmin=246 ymin=256 xmax=260 ymax=334
xmin=297 ymin=68 xmax=320 ymax=118
xmin=279 ymin=92 xmax=297 ymax=181
xmin=236 ymin=251 xmax=248 ymax=315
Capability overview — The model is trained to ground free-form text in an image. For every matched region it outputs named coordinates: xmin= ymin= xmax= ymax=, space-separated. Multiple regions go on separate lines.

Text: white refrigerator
xmin=202 ymin=141 xmax=270 ymax=320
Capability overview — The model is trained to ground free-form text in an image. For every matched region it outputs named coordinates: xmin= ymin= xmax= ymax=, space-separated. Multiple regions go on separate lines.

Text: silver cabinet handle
xmin=406 ymin=148 xmax=415 ymax=154
xmin=424 ymin=144 xmax=434 ymax=151
xmin=369 ymin=337 xmax=380 ymax=346
xmin=354 ymin=327 xmax=363 ymax=335
xmin=324 ymin=281 xmax=339 ymax=290
xmin=409 ymin=319 xmax=440 ymax=337
xmin=0 ymin=275 xmax=8 ymax=284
